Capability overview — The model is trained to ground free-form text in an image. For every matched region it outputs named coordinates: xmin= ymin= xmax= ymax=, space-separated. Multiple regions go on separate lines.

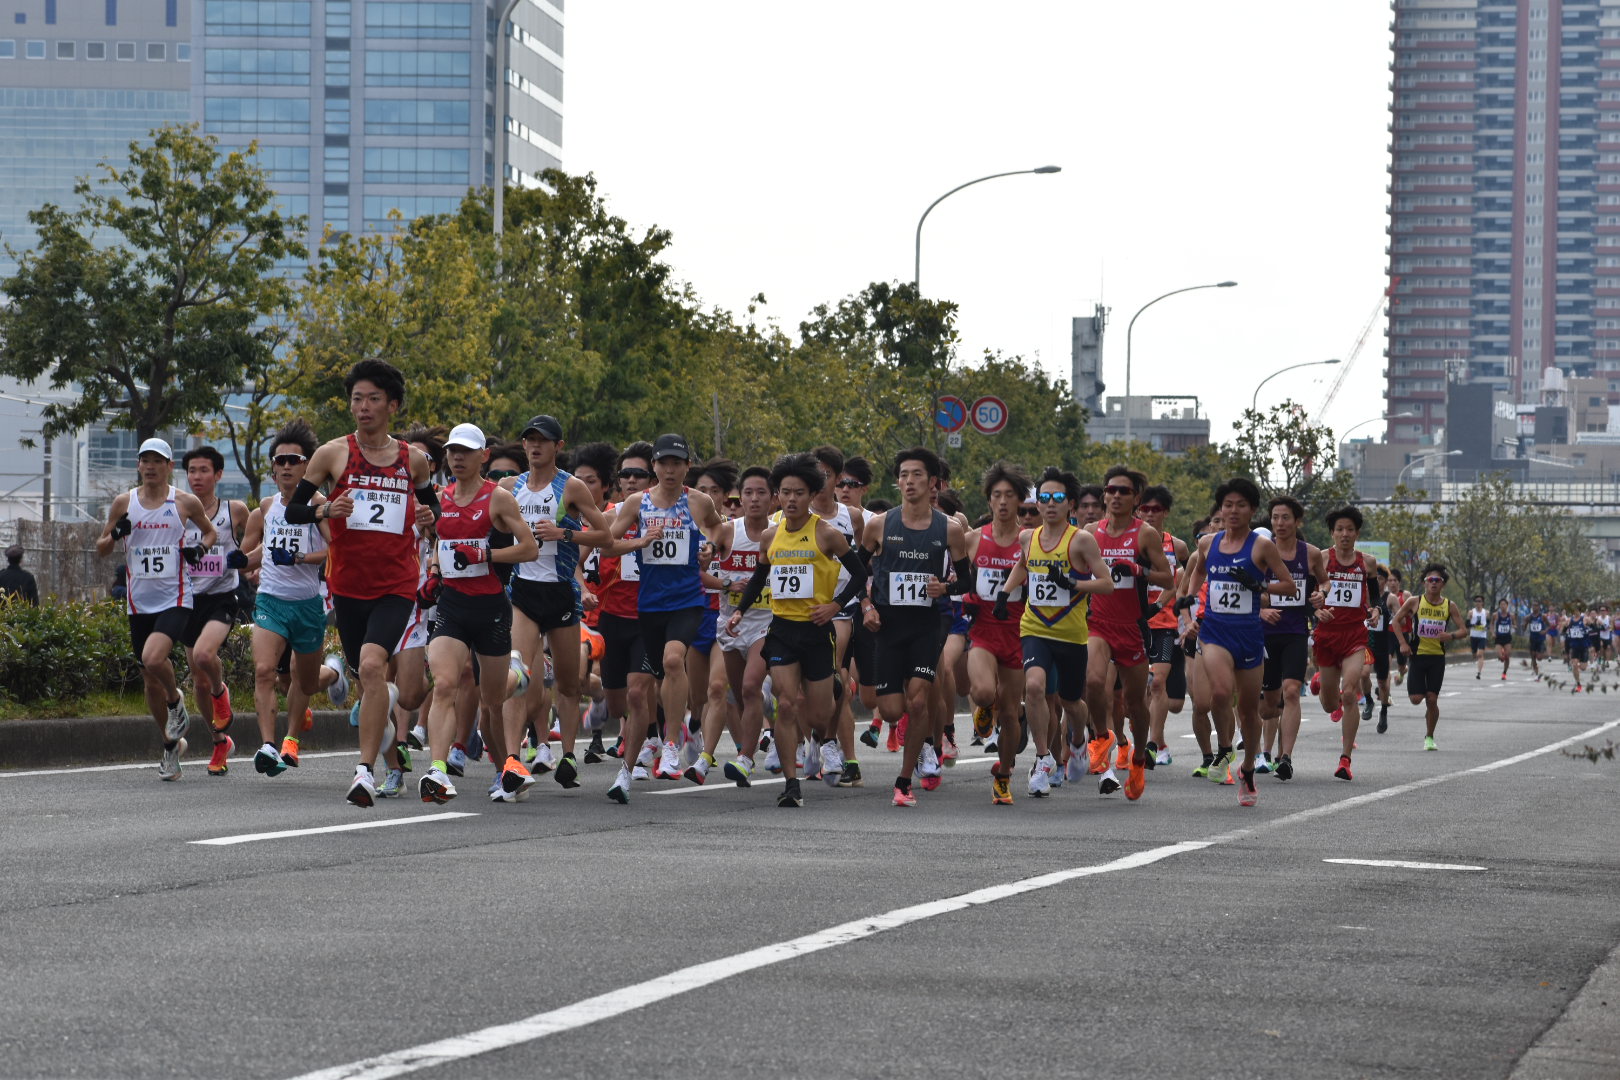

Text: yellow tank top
xmin=766 ymin=514 xmax=839 ymax=622
xmin=1415 ymin=596 xmax=1451 ymax=656
xmin=1019 ymin=523 xmax=1089 ymax=644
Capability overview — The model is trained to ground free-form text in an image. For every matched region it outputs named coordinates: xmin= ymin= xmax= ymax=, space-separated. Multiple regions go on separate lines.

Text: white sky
xmin=563 ymin=0 xmax=1392 ymax=447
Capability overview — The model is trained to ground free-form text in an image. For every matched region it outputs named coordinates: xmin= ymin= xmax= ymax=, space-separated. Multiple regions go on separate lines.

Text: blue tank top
xmin=1204 ymin=529 xmax=1263 ymax=630
xmin=1265 ymin=538 xmax=1311 ymax=637
xmin=636 ymin=488 xmax=704 ymax=613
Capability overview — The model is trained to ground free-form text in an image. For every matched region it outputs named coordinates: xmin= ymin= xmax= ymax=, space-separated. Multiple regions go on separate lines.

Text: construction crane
xmin=1317 ymin=293 xmax=1389 ymax=421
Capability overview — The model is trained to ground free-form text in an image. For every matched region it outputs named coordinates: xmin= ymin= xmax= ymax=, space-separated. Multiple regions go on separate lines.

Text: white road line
xmin=191 ymin=812 xmax=478 ymax=846
xmin=646 ymin=755 xmax=997 ymax=796
xmin=1324 ymin=858 xmax=1487 ymax=871
xmin=284 ymin=715 xmax=1620 ymax=1080
xmin=1 ymin=749 xmax=356 ymax=779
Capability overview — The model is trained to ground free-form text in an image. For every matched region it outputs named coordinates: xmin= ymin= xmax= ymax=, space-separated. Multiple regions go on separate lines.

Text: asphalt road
xmin=2 ymin=664 xmax=1617 ymax=1080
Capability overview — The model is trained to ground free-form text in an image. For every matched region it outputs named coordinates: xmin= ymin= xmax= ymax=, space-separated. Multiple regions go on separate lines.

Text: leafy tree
xmin=1363 ymin=486 xmax=1441 ymax=584
xmin=1222 ymin=400 xmax=1355 ymax=545
xmin=0 ymin=125 xmax=304 ymax=442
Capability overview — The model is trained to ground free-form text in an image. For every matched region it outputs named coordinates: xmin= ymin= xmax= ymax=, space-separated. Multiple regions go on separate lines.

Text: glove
xmin=1110 ymin=561 xmax=1134 ymax=583
xmin=451 ymin=543 xmax=487 ymax=572
xmin=181 ymin=545 xmax=207 ymax=568
xmin=993 ymin=591 xmax=1010 ymax=621
xmin=1229 ymin=566 xmax=1262 ymax=591
xmin=1181 ymin=633 xmax=1199 ymax=658
xmin=226 ymin=549 xmax=249 ymax=570
xmin=1174 ymin=594 xmax=1198 ymax=613
xmin=1134 ymin=550 xmax=1155 ymax=572
xmin=416 ymin=572 xmax=443 ymax=609
xmin=1044 ymin=565 xmax=1070 ymax=590
xmin=270 ymin=547 xmax=298 ymax=567
xmin=111 ymin=514 xmax=132 ymax=540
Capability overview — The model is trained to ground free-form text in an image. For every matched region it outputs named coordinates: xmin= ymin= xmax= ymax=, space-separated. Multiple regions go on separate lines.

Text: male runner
xmin=1135 ymin=485 xmax=1189 ymax=769
xmin=700 ymin=465 xmax=774 ymax=786
xmin=1566 ymin=608 xmax=1593 ymax=691
xmin=1526 ymin=603 xmax=1548 ymax=680
xmin=1257 ymin=495 xmax=1322 ymax=781
xmin=1310 ymin=506 xmax=1377 ymax=781
xmin=965 ymin=462 xmax=1032 ymax=805
xmin=178 ymin=445 xmax=251 ymax=775
xmin=1467 ymin=596 xmax=1490 ymax=677
xmin=1492 ymin=598 xmax=1515 ymax=680
xmin=95 ymin=438 xmax=217 ymax=781
xmin=809 ymin=445 xmax=866 ymax=787
xmin=1393 ymin=564 xmax=1468 ymax=750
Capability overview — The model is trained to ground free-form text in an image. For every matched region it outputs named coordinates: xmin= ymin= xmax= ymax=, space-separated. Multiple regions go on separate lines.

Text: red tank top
xmin=968 ymin=524 xmax=1025 ymax=618
xmin=598 ymin=502 xmax=641 ymax=619
xmin=1147 ymin=530 xmax=1180 ymax=630
xmin=436 ymin=479 xmax=503 ymax=597
xmin=328 ymin=435 xmax=418 ymax=600
xmin=1090 ymin=518 xmax=1144 ymax=624
xmin=1321 ymin=549 xmax=1370 ymax=635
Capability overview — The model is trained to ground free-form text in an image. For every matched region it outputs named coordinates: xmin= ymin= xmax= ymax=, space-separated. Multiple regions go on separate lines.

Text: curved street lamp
xmin=491 ymin=0 xmax=524 ymax=238
xmin=1340 ymin=411 xmax=1415 ymax=442
xmin=1397 ymin=448 xmax=1463 ymax=488
xmin=1123 ymin=281 xmax=1238 ymax=443
xmin=1250 ymin=358 xmax=1342 ymax=414
xmin=914 ymin=166 xmax=1061 ymax=292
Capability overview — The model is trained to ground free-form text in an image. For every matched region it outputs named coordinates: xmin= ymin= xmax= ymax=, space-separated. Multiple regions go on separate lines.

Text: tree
xmin=205 ymin=313 xmax=296 ymax=502
xmin=0 ymin=125 xmax=305 ymax=443
xmin=1363 ymin=486 xmax=1441 ymax=585
xmin=1223 ymin=400 xmax=1355 ymax=544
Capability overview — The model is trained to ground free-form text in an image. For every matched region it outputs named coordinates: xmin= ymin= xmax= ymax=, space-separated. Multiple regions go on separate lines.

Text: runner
xmin=1526 ymin=602 xmax=1548 ymax=680
xmin=178 ymin=445 xmax=251 ymax=775
xmin=1363 ymin=566 xmax=1398 ymax=735
xmin=1393 ymin=564 xmax=1468 ymax=750
xmin=685 ymin=457 xmax=739 ymax=768
xmin=1257 ymin=495 xmax=1323 ymax=781
xmin=995 ymin=467 xmax=1114 ymax=799
xmin=727 ymin=453 xmax=869 ymax=807
xmin=595 ymin=442 xmax=656 ymax=787
xmin=965 ymin=462 xmax=1032 ymax=804
xmin=699 ymin=465 xmax=774 ymax=786
xmin=1135 ymin=485 xmax=1189 ymax=770
xmin=1566 ymin=607 xmax=1593 ymax=692
xmin=1467 ymin=595 xmax=1490 ymax=678
xmin=1492 ymin=598 xmax=1515 ymax=681
xmin=567 ymin=441 xmax=621 ymax=761
xmin=392 ymin=427 xmax=448 ymax=769
xmin=283 ymin=359 xmax=439 ymax=807
xmin=809 ymin=445 xmax=866 ymax=788
xmin=1178 ymin=478 xmax=1296 ymax=806
xmin=415 ymin=424 xmax=538 ymax=804
xmin=1309 ymin=505 xmax=1377 ymax=782
xmin=94 ymin=438 xmax=218 ymax=782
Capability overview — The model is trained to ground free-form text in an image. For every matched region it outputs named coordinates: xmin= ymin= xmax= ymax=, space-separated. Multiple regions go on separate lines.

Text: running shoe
xmin=764 ymin=742 xmax=781 ymax=774
xmin=466 ymin=726 xmax=484 ymax=762
xmin=206 ymin=736 xmax=233 ymax=776
xmin=1144 ymin=741 xmax=1158 ymax=771
xmin=209 ymin=687 xmax=233 ymax=732
xmin=631 ymin=764 xmax=651 ymax=781
xmin=779 ymin=778 xmax=803 ymax=807
xmin=886 ymin=717 xmax=903 ymax=753
xmin=1310 ymin=671 xmax=1321 ymax=696
xmin=991 ymin=773 xmax=1013 ymax=805
xmin=489 ymin=780 xmax=515 ymax=804
xmin=1027 ymin=758 xmax=1051 ymax=798
xmin=500 ymin=755 xmax=534 ymax=795
xmin=1274 ymin=754 xmax=1294 ymax=781
xmin=685 ymin=752 xmax=712 ymax=785
xmin=1087 ymin=733 xmax=1115 ymax=775
xmin=638 ymin=739 xmax=660 ymax=771
xmin=890 ymin=783 xmax=916 ymax=808
xmin=378 ymin=769 xmax=403 ymax=798
xmin=607 ymin=766 xmax=631 ymax=804
xmin=860 ymin=720 xmax=881 ymax=749
xmin=584 ymin=732 xmax=607 ymax=764
xmin=801 ymin=738 xmax=823 ymax=782
xmin=531 ymin=742 xmax=555 ymax=775
xmin=509 ymin=650 xmax=532 ymax=698
xmin=408 ymin=723 xmax=426 ymax=750
xmin=837 ymin=760 xmax=864 ymax=788
xmin=919 ymin=773 xmax=942 ymax=792
xmin=758 ymin=729 xmax=773 ymax=753
xmin=973 ymin=706 xmax=994 ymax=740
xmin=446 ymin=745 xmax=468 ymax=777
xmin=1377 ymin=705 xmax=1389 ymax=735
xmin=1192 ymin=753 xmax=1213 ymax=779
xmin=1097 ymin=767 xmax=1121 ymax=796
xmin=1330 ymin=707 xmax=1343 ymax=724
xmin=1064 ymin=752 xmax=1083 ymax=784
xmin=520 ymin=738 xmax=537 ymax=766
xmin=1049 ymin=754 xmax=1064 ymax=788
xmin=348 ymin=701 xmax=361 ymax=729
xmin=554 ymin=752 xmax=581 ymax=789
xmin=984 ymin=731 xmax=999 ymax=755
xmin=724 ymin=756 xmax=753 ymax=787
xmin=164 ymin=696 xmax=189 ymax=743
xmin=940 ymin=735 xmax=959 ymax=766
xmin=302 ymin=708 xmax=313 ymax=733
xmin=1360 ymin=696 xmax=1374 ymax=723
xmin=1125 ymin=758 xmax=1145 ymax=801
xmin=819 ymin=741 xmax=844 ymax=787
xmin=918 ymin=742 xmax=942 ymax=779
xmin=418 ymin=767 xmax=454 ymax=803
xmin=679 ymin=730 xmax=702 ymax=771
xmin=1238 ymin=767 xmax=1258 ymax=807
xmin=324 ymin=654 xmax=349 ymax=708
xmin=1255 ymin=752 xmax=1271 ymax=775
xmin=1423 ymin=735 xmax=1438 ymax=751
xmin=1115 ymin=741 xmax=1131 ymax=771
xmin=607 ymin=735 xmax=625 ymax=759
xmin=1334 ymin=755 xmax=1354 ymax=781
xmin=254 ymin=742 xmax=286 ymax=776
xmin=157 ymin=738 xmax=186 ymax=781
xmin=279 ymin=736 xmax=301 ymax=768
xmin=1208 ymin=749 xmax=1234 ymax=784
xmin=346 ymin=766 xmax=377 ymax=808
xmin=1156 ymin=747 xmax=1173 ymax=767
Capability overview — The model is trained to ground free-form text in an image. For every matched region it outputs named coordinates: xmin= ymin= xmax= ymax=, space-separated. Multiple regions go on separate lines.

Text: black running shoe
xmin=777 ymin=778 xmax=802 ymax=807
xmin=1144 ymin=741 xmax=1158 ymax=770
xmin=1376 ymin=705 xmax=1389 ymax=735
xmin=836 ymin=761 xmax=864 ymax=788
xmin=1274 ymin=754 xmax=1294 ymax=781
xmin=606 ymin=736 xmax=624 ymax=759
xmin=859 ymin=725 xmax=880 ymax=749
xmin=553 ymin=753 xmax=580 ymax=789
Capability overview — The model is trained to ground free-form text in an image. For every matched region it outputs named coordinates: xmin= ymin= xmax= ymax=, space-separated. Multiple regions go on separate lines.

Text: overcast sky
xmin=563 ymin=1 xmax=1391 ymax=448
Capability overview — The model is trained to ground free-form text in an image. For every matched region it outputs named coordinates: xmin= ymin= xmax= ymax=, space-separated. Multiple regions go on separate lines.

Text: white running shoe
xmin=819 ymin=740 xmax=844 ymax=787
xmin=679 ymin=733 xmax=701 ymax=771
xmin=323 ymin=654 xmax=350 ymax=708
xmin=1255 ymin=752 xmax=1272 ymax=775
xmin=637 ymin=739 xmax=659 ymax=770
xmin=802 ymin=738 xmax=823 ymax=781
xmin=419 ymin=767 xmax=456 ymax=803
xmin=658 ymin=740 xmax=681 ymax=780
xmin=346 ymin=765 xmax=377 ymax=808
xmin=1047 ymin=753 xmax=1064 ymax=788
xmin=724 ymin=756 xmax=753 ymax=787
xmin=918 ymin=742 xmax=942 ymax=778
xmin=1064 ymin=753 xmax=1083 ymax=784
xmin=764 ymin=742 xmax=782 ymax=774
xmin=608 ymin=765 xmax=631 ymax=803
xmin=1097 ymin=767 xmax=1121 ymax=795
xmin=631 ymin=764 xmax=651 ymax=781
xmin=1027 ymin=759 xmax=1050 ymax=797
xmin=531 ymin=742 xmax=555 ymax=775
xmin=158 ymin=737 xmax=187 ymax=781
xmin=685 ymin=753 xmax=710 ymax=785
xmin=164 ymin=697 xmax=189 ymax=743
xmin=509 ymin=650 xmax=532 ymax=698
xmin=1155 ymin=748 xmax=1173 ymax=767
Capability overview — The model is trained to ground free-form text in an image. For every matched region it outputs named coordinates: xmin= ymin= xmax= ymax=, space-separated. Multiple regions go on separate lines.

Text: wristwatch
xmin=563 ymin=528 xmax=573 ymax=543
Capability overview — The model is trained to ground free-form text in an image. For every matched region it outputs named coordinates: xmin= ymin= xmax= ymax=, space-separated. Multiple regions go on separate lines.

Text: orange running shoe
xmin=892 ymin=784 xmax=917 ymax=807
xmin=210 ymin=687 xmax=233 ymax=731
xmin=301 ymin=708 xmax=313 ymax=732
xmin=1125 ymin=757 xmax=1145 ymax=801
xmin=1115 ymin=741 xmax=1131 ymax=770
xmin=1087 ymin=734 xmax=1115 ymax=775
xmin=887 ymin=715 xmax=904 ymax=753
xmin=279 ymin=736 xmax=300 ymax=768
xmin=500 ymin=754 xmax=534 ymax=795
xmin=207 ymin=736 xmax=234 ymax=776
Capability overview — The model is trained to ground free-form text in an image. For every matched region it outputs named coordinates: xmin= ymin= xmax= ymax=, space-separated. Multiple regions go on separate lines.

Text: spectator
xmin=110 ymin=564 xmax=127 ymax=604
xmin=0 ymin=545 xmax=39 ymax=606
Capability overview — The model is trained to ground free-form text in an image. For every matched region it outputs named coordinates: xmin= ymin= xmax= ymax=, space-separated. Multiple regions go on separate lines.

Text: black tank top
xmin=872 ymin=506 xmax=949 ymax=613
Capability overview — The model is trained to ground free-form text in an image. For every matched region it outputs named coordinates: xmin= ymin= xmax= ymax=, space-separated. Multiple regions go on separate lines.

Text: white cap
xmin=137 ymin=438 xmax=173 ymax=460
xmin=1252 ymin=526 xmax=1274 ymax=540
xmin=445 ymin=423 xmax=486 ymax=450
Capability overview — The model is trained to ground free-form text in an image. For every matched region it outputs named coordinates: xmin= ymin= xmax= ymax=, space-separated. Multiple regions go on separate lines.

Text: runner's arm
xmin=95 ymin=492 xmax=132 ymax=558
xmin=486 ymin=489 xmax=539 ymax=564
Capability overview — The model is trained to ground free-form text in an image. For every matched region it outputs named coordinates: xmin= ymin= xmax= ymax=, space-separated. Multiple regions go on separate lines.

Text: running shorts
xmin=181 ymin=589 xmax=239 ymax=648
xmin=763 ymin=617 xmax=835 ymax=681
xmin=429 ymin=588 xmax=513 ymax=657
xmin=511 ymin=578 xmax=581 ymax=632
xmin=254 ymin=591 xmax=327 ymax=656
xmin=129 ymin=607 xmax=191 ymax=661
xmin=1146 ymin=627 xmax=1177 ymax=666
xmin=1089 ymin=616 xmax=1147 ymax=668
xmin=638 ymin=606 xmax=705 ymax=679
xmin=596 ymin=611 xmax=644 ymax=691
xmin=1198 ymin=618 xmax=1266 ymax=671
xmin=872 ymin=608 xmax=944 ymax=697
xmin=1262 ymin=632 xmax=1309 ymax=691
xmin=332 ymin=593 xmax=414 ymax=672
xmin=718 ymin=606 xmax=771 ymax=654
xmin=1021 ymin=635 xmax=1087 ymax=702
xmin=1408 ymin=653 xmax=1446 ymax=697
xmin=968 ymin=613 xmax=1022 ymax=670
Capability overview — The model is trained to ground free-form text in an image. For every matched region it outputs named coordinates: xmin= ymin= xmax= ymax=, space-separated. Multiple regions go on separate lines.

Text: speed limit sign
xmin=970 ymin=395 xmax=1008 ymax=435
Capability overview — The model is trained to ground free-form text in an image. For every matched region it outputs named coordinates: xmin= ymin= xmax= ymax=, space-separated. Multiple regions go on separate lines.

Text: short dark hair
xmin=1077 ymin=484 xmax=1104 ymax=505
xmin=568 ymin=441 xmax=619 ymax=483
xmin=1325 ymin=505 xmax=1365 ymax=532
xmin=695 ymin=457 xmax=740 ymax=495
xmin=810 ymin=444 xmax=845 ymax=478
xmin=344 ymin=359 xmax=406 ymax=405
xmin=1213 ymin=477 xmax=1263 ymax=511
xmin=619 ymin=441 xmax=655 ymax=471
xmin=1103 ymin=465 xmax=1146 ymax=494
xmin=841 ymin=456 xmax=873 ymax=486
xmin=181 ymin=445 xmax=224 ymax=473
xmin=770 ymin=452 xmax=825 ymax=494
xmin=1423 ymin=563 xmax=1450 ymax=583
xmin=982 ymin=460 xmax=1032 ymax=502
xmin=739 ymin=465 xmax=771 ymax=488
xmin=893 ymin=446 xmax=942 ymax=480
xmin=1268 ymin=495 xmax=1305 ymax=521
xmin=1036 ymin=466 xmax=1082 ymax=505
xmin=1141 ymin=484 xmax=1173 ymax=511
xmin=937 ymin=489 xmax=963 ymax=516
xmin=400 ymin=426 xmax=447 ymax=470
xmin=270 ymin=418 xmax=317 ymax=458
xmin=865 ymin=498 xmax=894 ymax=514
xmin=485 ymin=443 xmax=525 ymax=473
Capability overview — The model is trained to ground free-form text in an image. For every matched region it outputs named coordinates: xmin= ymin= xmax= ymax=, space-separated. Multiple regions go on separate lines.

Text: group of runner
xmin=98 ymin=359 xmax=1539 ymax=810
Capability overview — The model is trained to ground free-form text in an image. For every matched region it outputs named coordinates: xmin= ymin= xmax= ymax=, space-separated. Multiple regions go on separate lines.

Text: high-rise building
xmin=0 ymin=0 xmax=563 ymax=275
xmin=1385 ymin=0 xmax=1610 ymax=445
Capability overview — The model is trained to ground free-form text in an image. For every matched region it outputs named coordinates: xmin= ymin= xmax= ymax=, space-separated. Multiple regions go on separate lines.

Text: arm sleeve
xmin=945 ymin=555 xmax=975 ymax=597
xmin=833 ymin=549 xmax=870 ymax=607
xmin=415 ymin=483 xmax=442 ymax=521
xmin=283 ymin=479 xmax=321 ymax=524
xmin=735 ymin=561 xmax=771 ymax=614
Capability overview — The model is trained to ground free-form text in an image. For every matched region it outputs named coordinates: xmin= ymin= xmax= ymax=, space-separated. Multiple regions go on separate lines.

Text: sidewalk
xmin=1510 ymin=938 xmax=1620 ymax=1080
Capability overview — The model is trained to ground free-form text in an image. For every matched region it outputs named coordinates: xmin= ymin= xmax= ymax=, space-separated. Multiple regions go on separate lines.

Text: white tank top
xmin=185 ymin=497 xmax=240 ymax=597
xmin=258 ymin=491 xmax=326 ymax=602
xmin=821 ymin=501 xmax=855 ymax=595
xmin=125 ymin=486 xmax=191 ymax=614
xmin=513 ymin=470 xmax=570 ymax=583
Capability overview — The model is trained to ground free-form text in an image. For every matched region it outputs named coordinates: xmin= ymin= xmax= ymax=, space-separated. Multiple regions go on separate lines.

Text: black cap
xmin=652 ymin=433 xmax=691 ymax=461
xmin=521 ymin=415 xmax=564 ymax=442
xmin=4 ymin=545 xmax=21 ymax=562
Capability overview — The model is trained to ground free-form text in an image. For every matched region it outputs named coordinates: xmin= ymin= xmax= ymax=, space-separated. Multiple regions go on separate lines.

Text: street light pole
xmin=1340 ymin=411 xmax=1415 ymax=442
xmin=914 ymin=165 xmax=1060 ymax=293
xmin=1250 ymin=358 xmax=1342 ymax=415
xmin=1123 ymin=281 xmax=1237 ymax=444
xmin=491 ymin=0 xmax=524 ymax=239
xmin=1397 ymin=448 xmax=1462 ymax=488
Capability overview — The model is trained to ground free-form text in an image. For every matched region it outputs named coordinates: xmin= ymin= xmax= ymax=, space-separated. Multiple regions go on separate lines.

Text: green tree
xmin=0 ymin=125 xmax=304 ymax=442
xmin=1363 ymin=486 xmax=1441 ymax=584
xmin=1222 ymin=400 xmax=1355 ymax=544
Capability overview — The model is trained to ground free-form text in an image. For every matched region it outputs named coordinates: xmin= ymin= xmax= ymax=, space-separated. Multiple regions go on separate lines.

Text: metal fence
xmin=4 ymin=520 xmax=121 ymax=602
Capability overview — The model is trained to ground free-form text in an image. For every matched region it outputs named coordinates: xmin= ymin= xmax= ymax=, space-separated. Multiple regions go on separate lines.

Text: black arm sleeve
xmin=833 ymin=549 xmax=870 ymax=608
xmin=283 ymin=478 xmax=321 ymax=524
xmin=736 ymin=561 xmax=771 ymax=614
xmin=415 ymin=483 xmax=441 ymax=521
xmin=945 ymin=555 xmax=975 ymax=597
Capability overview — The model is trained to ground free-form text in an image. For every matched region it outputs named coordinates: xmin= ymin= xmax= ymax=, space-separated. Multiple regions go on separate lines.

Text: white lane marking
xmin=191 ymin=812 xmax=478 ymax=846
xmin=285 ymin=715 xmax=1620 ymax=1080
xmin=1324 ymin=858 xmax=1487 ymax=872
xmin=1 ymin=749 xmax=356 ymax=779
xmin=1441 ymin=691 xmax=1461 ymax=698
xmin=1337 ymin=925 xmax=1373 ymax=931
xmin=646 ymin=754 xmax=997 ymax=796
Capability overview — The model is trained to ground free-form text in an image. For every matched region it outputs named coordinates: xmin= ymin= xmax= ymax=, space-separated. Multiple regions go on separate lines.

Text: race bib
xmin=347 ymin=488 xmax=408 ymax=533
xmin=437 ymin=538 xmax=490 ymax=579
xmin=888 ymin=571 xmax=934 ymax=606
xmin=771 ymin=563 xmax=811 ymax=599
xmin=1273 ymin=578 xmax=1307 ymax=607
xmin=643 ymin=528 xmax=690 ymax=567
xmin=267 ymin=523 xmax=306 ymax=555
xmin=131 ymin=545 xmax=175 ymax=580
xmin=1028 ymin=576 xmax=1071 ymax=608
xmin=619 ymin=550 xmax=640 ymax=582
xmin=1326 ymin=578 xmax=1363 ymax=608
xmin=1369 ymin=609 xmax=1386 ymax=631
xmin=1417 ymin=616 xmax=1446 ymax=639
xmin=975 ymin=566 xmax=1007 ymax=602
xmin=191 ymin=547 xmax=225 ymax=578
xmin=1210 ymin=579 xmax=1254 ymax=615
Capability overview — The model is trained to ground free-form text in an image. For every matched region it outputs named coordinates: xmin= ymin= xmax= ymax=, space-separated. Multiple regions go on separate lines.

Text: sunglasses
xmin=1037 ymin=492 xmax=1067 ymax=504
xmin=272 ymin=454 xmax=307 ymax=466
xmin=486 ymin=468 xmax=519 ymax=480
xmin=1103 ymin=485 xmax=1135 ymax=496
xmin=618 ymin=468 xmax=651 ymax=480
xmin=1426 ymin=576 xmax=1445 ymax=584
xmin=836 ymin=480 xmax=865 ymax=489
xmin=726 ymin=497 xmax=742 ymax=506
xmin=1138 ymin=503 xmax=1165 ymax=513
xmin=1018 ymin=506 xmax=1040 ymax=515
